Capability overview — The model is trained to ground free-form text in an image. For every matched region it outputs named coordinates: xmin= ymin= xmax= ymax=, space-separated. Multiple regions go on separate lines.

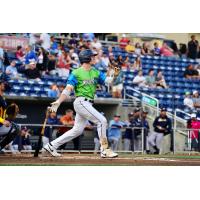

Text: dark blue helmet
xmin=79 ymin=49 xmax=97 ymax=64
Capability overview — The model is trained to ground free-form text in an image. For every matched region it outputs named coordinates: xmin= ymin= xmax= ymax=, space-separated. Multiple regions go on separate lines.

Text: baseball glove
xmin=6 ymin=103 xmax=19 ymax=121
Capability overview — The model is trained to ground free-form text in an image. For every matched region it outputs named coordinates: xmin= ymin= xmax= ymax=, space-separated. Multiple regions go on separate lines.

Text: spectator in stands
xmin=46 ymin=53 xmax=57 ymax=75
xmin=133 ymin=70 xmax=146 ymax=87
xmin=57 ymin=50 xmax=71 ymax=78
xmin=123 ymin=112 xmax=134 ymax=151
xmin=184 ymin=91 xmax=194 ymax=110
xmin=69 ymin=48 xmax=80 ymax=69
xmin=125 ymin=40 xmax=135 ymax=53
xmin=156 ymin=70 xmax=167 ymax=88
xmin=122 ymin=56 xmax=131 ymax=70
xmin=24 ymin=60 xmax=41 ymax=81
xmin=29 ymin=33 xmax=38 ymax=49
xmin=108 ymin=46 xmax=113 ymax=57
xmin=116 ymin=55 xmax=123 ymax=68
xmin=91 ymin=37 xmax=102 ymax=50
xmin=48 ymin=83 xmax=60 ymax=98
xmin=39 ymin=33 xmax=51 ymax=50
xmin=145 ymin=69 xmax=156 ymax=88
xmin=160 ymin=42 xmax=174 ymax=57
xmin=15 ymin=45 xmax=25 ymax=62
xmin=141 ymin=42 xmax=151 ymax=55
xmin=119 ymin=34 xmax=129 ymax=49
xmin=101 ymin=52 xmax=110 ymax=68
xmin=43 ymin=111 xmax=60 ymax=147
xmin=135 ymin=42 xmax=142 ymax=55
xmin=132 ymin=56 xmax=142 ymax=71
xmin=5 ymin=60 xmax=21 ymax=79
xmin=179 ymin=43 xmax=187 ymax=58
xmin=153 ymin=42 xmax=161 ymax=56
xmin=58 ymin=84 xmax=65 ymax=96
xmin=50 ymin=36 xmax=58 ymax=51
xmin=36 ymin=47 xmax=48 ymax=74
xmin=12 ymin=127 xmax=32 ymax=151
xmin=188 ymin=35 xmax=199 ymax=59
xmin=112 ymin=69 xmax=124 ymax=98
xmin=0 ymin=41 xmax=4 ymax=71
xmin=184 ymin=64 xmax=199 ymax=79
xmin=82 ymin=33 xmax=95 ymax=41
xmin=192 ymin=91 xmax=200 ymax=110
xmin=24 ymin=45 xmax=37 ymax=65
xmin=108 ymin=114 xmax=125 ymax=151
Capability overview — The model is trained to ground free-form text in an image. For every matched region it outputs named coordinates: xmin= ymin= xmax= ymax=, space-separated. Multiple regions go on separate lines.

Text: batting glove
xmin=49 ymin=100 xmax=61 ymax=113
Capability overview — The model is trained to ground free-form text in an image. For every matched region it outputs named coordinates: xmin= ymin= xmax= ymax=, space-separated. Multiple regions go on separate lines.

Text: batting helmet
xmin=79 ymin=49 xmax=97 ymax=64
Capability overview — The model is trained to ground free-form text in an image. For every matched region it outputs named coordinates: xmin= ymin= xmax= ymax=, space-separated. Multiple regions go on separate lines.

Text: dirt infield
xmin=1 ymin=153 xmax=200 ymax=166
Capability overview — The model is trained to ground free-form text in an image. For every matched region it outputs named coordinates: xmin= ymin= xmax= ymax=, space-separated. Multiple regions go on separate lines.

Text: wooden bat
xmin=34 ymin=107 xmax=50 ymax=157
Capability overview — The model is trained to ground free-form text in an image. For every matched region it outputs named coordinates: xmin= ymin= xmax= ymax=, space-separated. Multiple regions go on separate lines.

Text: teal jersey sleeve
xmin=98 ymin=71 xmax=106 ymax=85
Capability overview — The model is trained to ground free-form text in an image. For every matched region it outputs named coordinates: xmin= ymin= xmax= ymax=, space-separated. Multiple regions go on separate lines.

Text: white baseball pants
xmin=51 ymin=97 xmax=107 ymax=149
xmin=148 ymin=131 xmax=164 ymax=149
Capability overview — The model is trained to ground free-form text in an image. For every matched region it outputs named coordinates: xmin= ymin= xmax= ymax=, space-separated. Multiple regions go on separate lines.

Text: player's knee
xmin=99 ymin=116 xmax=107 ymax=126
xmin=72 ymin=126 xmax=84 ymax=136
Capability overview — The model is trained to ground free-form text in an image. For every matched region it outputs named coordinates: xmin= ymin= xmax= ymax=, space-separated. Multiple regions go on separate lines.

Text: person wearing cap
xmin=108 ymin=114 xmax=125 ymax=151
xmin=192 ymin=91 xmax=200 ymax=110
xmin=148 ymin=108 xmax=172 ymax=154
xmin=184 ymin=91 xmax=194 ymax=110
xmin=123 ymin=112 xmax=135 ymax=151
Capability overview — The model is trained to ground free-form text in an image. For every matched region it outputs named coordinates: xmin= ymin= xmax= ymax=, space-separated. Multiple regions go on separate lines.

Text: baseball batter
xmin=43 ymin=49 xmax=118 ymax=158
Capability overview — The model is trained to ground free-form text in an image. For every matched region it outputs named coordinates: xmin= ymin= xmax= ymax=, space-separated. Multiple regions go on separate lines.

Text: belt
xmin=77 ymin=97 xmax=94 ymax=103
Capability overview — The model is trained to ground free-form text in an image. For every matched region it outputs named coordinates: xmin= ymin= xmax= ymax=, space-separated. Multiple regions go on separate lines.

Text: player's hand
xmin=3 ymin=120 xmax=11 ymax=127
xmin=49 ymin=100 xmax=61 ymax=113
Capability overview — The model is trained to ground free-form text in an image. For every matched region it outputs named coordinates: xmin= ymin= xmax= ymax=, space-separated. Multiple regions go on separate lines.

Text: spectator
xmin=15 ymin=45 xmax=25 ymax=62
xmin=148 ymin=108 xmax=172 ymax=154
xmin=40 ymin=33 xmax=51 ymax=50
xmin=25 ymin=60 xmax=41 ymax=81
xmin=108 ymin=114 xmax=125 ymax=151
xmin=116 ymin=55 xmax=124 ymax=68
xmin=101 ymin=52 xmax=110 ymax=68
xmin=108 ymin=46 xmax=113 ymax=57
xmin=112 ymin=69 xmax=124 ymax=98
xmin=133 ymin=70 xmax=146 ymax=87
xmin=82 ymin=33 xmax=95 ymax=42
xmin=12 ymin=127 xmax=32 ymax=151
xmin=57 ymin=50 xmax=71 ymax=78
xmin=123 ymin=112 xmax=134 ymax=151
xmin=91 ymin=37 xmax=102 ymax=50
xmin=58 ymin=84 xmax=65 ymax=95
xmin=145 ymin=69 xmax=156 ymax=88
xmin=36 ymin=47 xmax=48 ymax=74
xmin=119 ymin=34 xmax=129 ymax=49
xmin=43 ymin=111 xmax=60 ymax=147
xmin=135 ymin=42 xmax=142 ymax=55
xmin=179 ymin=43 xmax=187 ymax=58
xmin=141 ymin=42 xmax=151 ymax=55
xmin=156 ymin=70 xmax=167 ymax=88
xmin=192 ymin=91 xmax=200 ymax=110
xmin=48 ymin=83 xmax=60 ymax=98
xmin=184 ymin=64 xmax=199 ymax=79
xmin=160 ymin=42 xmax=174 ymax=57
xmin=0 ymin=41 xmax=4 ymax=71
xmin=188 ymin=35 xmax=199 ymax=59
xmin=50 ymin=36 xmax=58 ymax=51
xmin=125 ymin=40 xmax=135 ymax=53
xmin=184 ymin=91 xmax=194 ymax=110
xmin=132 ymin=56 xmax=142 ymax=71
xmin=153 ymin=42 xmax=161 ymax=56
xmin=24 ymin=45 xmax=37 ymax=65
xmin=46 ymin=53 xmax=57 ymax=75
xmin=5 ymin=60 xmax=21 ymax=79
xmin=29 ymin=33 xmax=38 ymax=49
xmin=122 ymin=56 xmax=131 ymax=70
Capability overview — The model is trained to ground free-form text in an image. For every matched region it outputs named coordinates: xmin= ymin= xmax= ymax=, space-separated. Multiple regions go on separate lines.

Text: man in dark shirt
xmin=148 ymin=108 xmax=172 ymax=154
xmin=184 ymin=65 xmax=199 ymax=79
xmin=188 ymin=35 xmax=199 ymax=59
xmin=25 ymin=61 xmax=41 ymax=80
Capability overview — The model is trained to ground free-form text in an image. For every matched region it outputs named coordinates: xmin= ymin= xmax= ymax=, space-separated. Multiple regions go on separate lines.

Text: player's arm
xmin=49 ymin=73 xmax=78 ymax=113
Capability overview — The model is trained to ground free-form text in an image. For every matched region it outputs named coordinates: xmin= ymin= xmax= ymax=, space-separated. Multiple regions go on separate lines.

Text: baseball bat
xmin=34 ymin=107 xmax=50 ymax=157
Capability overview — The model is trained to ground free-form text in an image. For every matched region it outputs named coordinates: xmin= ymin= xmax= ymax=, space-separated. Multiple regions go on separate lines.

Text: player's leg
xmin=74 ymin=99 xmax=118 ymax=158
xmin=155 ymin=133 xmax=164 ymax=154
xmin=123 ymin=138 xmax=131 ymax=151
xmin=0 ymin=123 xmax=20 ymax=151
xmin=147 ymin=131 xmax=159 ymax=153
xmin=43 ymin=113 xmax=88 ymax=156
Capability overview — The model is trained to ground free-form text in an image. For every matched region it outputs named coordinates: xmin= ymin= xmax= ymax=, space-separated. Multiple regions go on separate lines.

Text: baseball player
xmin=0 ymin=81 xmax=20 ymax=152
xmin=148 ymin=108 xmax=172 ymax=154
xmin=43 ymin=49 xmax=118 ymax=158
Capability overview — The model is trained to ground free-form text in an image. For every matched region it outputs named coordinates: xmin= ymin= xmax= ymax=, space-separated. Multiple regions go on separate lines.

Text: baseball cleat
xmin=43 ymin=143 xmax=61 ymax=157
xmin=101 ymin=148 xmax=118 ymax=158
